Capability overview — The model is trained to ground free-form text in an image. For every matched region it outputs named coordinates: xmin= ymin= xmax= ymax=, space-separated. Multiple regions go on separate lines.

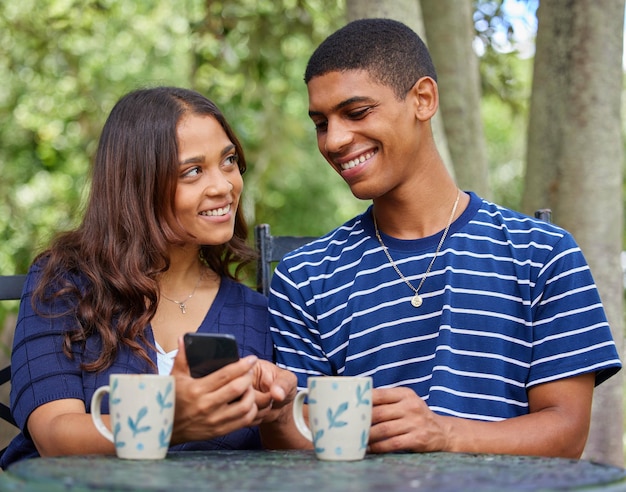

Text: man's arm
xmin=251 ymin=359 xmax=313 ymax=450
xmin=368 ymin=373 xmax=594 ymax=458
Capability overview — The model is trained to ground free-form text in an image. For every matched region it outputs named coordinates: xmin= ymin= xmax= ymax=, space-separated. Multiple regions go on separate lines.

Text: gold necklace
xmin=373 ymin=189 xmax=460 ymax=308
xmin=161 ymin=272 xmax=203 ymax=314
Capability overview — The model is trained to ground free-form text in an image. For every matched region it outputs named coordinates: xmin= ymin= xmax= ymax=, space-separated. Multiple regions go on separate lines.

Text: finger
xmin=270 ymin=368 xmax=297 ymax=404
xmin=199 ymin=356 xmax=258 ymax=393
xmin=170 ymin=336 xmax=190 ymax=376
xmin=372 ymin=387 xmax=406 ymax=405
xmin=253 ymin=360 xmax=295 ymax=405
xmin=255 ymin=388 xmax=273 ymax=411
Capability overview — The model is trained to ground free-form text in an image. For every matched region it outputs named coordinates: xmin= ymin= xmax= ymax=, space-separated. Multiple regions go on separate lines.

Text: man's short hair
xmin=304 ymin=18 xmax=437 ymax=99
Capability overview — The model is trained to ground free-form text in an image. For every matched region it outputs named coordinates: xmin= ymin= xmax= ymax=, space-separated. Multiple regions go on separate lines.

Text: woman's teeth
xmin=342 ymin=151 xmax=375 ymax=170
xmin=200 ymin=204 xmax=230 ymax=216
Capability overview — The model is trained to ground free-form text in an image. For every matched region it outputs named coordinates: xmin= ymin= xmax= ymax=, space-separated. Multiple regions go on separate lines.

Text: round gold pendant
xmin=411 ymin=294 xmax=423 ymax=308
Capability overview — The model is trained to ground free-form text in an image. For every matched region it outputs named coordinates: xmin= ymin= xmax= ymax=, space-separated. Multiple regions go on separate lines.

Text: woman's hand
xmin=168 ymin=336 xmax=259 ymax=445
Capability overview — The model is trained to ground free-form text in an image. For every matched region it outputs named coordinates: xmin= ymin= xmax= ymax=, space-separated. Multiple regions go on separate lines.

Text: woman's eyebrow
xmin=179 ymin=144 xmax=235 ymax=166
xmin=179 ymin=155 xmax=205 ymax=166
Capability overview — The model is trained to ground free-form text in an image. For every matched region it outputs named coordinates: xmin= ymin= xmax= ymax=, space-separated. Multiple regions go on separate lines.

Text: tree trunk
xmin=346 ymin=0 xmax=455 ymax=178
xmin=524 ymin=0 xmax=624 ymax=467
xmin=420 ymin=0 xmax=490 ymax=198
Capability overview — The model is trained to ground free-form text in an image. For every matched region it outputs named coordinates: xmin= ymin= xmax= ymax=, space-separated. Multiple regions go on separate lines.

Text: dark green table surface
xmin=1 ymin=450 xmax=625 ymax=492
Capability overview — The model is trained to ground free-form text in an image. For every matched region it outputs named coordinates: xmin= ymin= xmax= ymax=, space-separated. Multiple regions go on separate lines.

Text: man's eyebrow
xmin=309 ymin=96 xmax=374 ymax=117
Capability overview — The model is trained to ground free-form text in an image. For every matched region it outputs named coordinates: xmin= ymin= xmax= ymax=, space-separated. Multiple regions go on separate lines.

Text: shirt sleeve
xmin=269 ymin=259 xmax=334 ymax=390
xmin=10 ymin=265 xmax=86 ymax=431
xmin=526 ymin=231 xmax=621 ymax=387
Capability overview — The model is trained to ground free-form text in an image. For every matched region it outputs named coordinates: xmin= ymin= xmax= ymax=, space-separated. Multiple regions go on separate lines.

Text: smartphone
xmin=183 ymin=332 xmax=240 ymax=378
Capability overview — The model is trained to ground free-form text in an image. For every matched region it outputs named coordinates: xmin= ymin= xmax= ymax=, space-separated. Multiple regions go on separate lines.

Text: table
xmin=0 ymin=450 xmax=625 ymax=492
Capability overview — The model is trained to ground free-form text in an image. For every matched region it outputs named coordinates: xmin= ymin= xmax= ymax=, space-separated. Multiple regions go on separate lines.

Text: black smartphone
xmin=183 ymin=333 xmax=240 ymax=378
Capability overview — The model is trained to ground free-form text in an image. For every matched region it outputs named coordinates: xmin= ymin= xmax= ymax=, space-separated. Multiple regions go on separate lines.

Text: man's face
xmin=307 ymin=69 xmax=421 ymax=200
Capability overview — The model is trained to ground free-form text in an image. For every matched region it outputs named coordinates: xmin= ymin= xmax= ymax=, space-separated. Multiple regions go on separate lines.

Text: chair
xmin=254 ymin=224 xmax=317 ymax=296
xmin=0 ymin=275 xmax=26 ymax=302
xmin=0 ymin=274 xmax=26 ymax=454
xmin=534 ymin=209 xmax=552 ymax=222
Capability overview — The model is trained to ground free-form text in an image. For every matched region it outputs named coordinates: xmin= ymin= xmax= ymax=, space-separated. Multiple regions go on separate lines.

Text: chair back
xmin=254 ymin=224 xmax=316 ymax=296
xmin=0 ymin=274 xmax=26 ymax=457
xmin=0 ymin=275 xmax=27 ymax=302
xmin=534 ymin=209 xmax=552 ymax=222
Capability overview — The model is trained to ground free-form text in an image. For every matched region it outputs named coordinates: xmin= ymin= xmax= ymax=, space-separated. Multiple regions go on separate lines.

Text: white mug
xmin=91 ymin=374 xmax=175 ymax=460
xmin=292 ymin=376 xmax=373 ymax=461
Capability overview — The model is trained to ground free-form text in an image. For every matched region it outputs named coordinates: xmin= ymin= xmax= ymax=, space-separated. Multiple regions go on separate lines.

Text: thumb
xmin=170 ymin=336 xmax=189 ymax=376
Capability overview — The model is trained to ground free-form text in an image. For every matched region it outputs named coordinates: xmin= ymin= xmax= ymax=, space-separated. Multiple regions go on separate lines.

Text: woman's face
xmin=173 ymin=114 xmax=243 ymax=246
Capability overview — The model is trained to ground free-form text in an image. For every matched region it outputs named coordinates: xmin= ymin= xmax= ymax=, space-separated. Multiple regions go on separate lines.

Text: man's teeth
xmin=200 ymin=204 xmax=231 ymax=216
xmin=341 ymin=151 xmax=375 ymax=170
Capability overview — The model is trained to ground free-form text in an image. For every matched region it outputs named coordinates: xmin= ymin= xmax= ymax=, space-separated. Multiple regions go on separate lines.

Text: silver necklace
xmin=161 ymin=272 xmax=202 ymax=314
xmin=373 ymin=189 xmax=460 ymax=308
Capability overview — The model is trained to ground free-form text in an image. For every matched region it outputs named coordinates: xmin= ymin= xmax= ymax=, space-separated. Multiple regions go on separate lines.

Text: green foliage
xmin=474 ymin=0 xmax=536 ymax=211
xmin=482 ymin=56 xmax=533 ymax=211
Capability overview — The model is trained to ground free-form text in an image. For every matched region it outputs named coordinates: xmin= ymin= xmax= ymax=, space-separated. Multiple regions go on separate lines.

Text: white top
xmin=155 ymin=340 xmax=178 ymax=375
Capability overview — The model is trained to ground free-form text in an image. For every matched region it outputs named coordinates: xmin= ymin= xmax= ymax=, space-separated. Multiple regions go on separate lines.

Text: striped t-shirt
xmin=269 ymin=193 xmax=621 ymax=421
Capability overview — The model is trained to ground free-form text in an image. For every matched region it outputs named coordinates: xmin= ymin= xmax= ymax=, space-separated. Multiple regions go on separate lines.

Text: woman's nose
xmin=203 ymin=171 xmax=232 ymax=195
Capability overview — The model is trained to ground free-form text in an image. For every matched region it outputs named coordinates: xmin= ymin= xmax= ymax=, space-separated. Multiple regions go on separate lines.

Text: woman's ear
xmin=408 ymin=76 xmax=438 ymax=122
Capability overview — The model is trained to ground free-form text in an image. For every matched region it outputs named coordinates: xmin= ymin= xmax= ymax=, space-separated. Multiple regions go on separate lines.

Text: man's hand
xmin=368 ymin=387 xmax=448 ymax=453
xmin=250 ymin=360 xmax=297 ymax=425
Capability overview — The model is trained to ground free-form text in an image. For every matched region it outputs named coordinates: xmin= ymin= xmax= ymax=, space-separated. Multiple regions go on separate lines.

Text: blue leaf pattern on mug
xmin=113 ymin=421 xmax=125 ymax=449
xmin=159 ymin=424 xmax=173 ymax=449
xmin=356 ymin=381 xmax=371 ymax=406
xmin=128 ymin=406 xmax=151 ymax=437
xmin=157 ymin=382 xmax=174 ymax=413
xmin=308 ymin=380 xmax=317 ymax=404
xmin=360 ymin=429 xmax=368 ymax=450
xmin=313 ymin=429 xmax=325 ymax=453
xmin=326 ymin=402 xmax=349 ymax=428
xmin=110 ymin=379 xmax=121 ymax=405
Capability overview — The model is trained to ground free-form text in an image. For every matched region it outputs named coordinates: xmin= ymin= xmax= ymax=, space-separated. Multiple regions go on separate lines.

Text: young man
xmin=269 ymin=18 xmax=621 ymax=458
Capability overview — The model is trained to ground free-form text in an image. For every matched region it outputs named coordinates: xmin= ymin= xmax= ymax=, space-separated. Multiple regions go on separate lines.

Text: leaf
xmin=357 ymin=382 xmax=371 ymax=406
xmin=129 ymin=406 xmax=151 ymax=437
xmin=327 ymin=402 xmax=349 ymax=428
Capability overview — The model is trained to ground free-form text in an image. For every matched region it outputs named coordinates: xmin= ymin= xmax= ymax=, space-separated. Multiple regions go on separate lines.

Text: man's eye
xmin=348 ymin=108 xmax=369 ymax=119
xmin=314 ymin=121 xmax=328 ymax=132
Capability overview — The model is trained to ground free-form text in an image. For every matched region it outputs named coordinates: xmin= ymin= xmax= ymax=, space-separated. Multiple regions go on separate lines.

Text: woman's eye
xmin=181 ymin=166 xmax=201 ymax=178
xmin=224 ymin=154 xmax=239 ymax=168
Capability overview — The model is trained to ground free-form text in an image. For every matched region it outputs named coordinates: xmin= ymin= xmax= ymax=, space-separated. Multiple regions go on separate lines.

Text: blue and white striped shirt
xmin=269 ymin=193 xmax=621 ymax=421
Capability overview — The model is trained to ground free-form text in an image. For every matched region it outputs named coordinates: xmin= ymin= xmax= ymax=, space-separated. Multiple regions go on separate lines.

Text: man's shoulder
xmin=469 ymin=195 xmax=569 ymax=241
xmin=282 ymin=210 xmax=370 ymax=261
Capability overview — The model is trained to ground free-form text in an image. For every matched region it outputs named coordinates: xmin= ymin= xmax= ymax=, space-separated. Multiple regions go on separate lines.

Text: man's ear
xmin=408 ymin=76 xmax=438 ymax=122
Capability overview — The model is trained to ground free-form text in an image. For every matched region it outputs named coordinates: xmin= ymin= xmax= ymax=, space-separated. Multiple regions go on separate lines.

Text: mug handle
xmin=90 ymin=385 xmax=114 ymax=443
xmin=292 ymin=389 xmax=312 ymax=442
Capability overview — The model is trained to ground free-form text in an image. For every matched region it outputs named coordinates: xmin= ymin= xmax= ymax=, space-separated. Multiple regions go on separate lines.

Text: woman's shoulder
xmin=220 ymin=276 xmax=268 ymax=307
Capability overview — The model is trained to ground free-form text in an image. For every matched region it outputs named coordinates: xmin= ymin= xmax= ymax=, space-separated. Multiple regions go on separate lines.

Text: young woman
xmin=1 ymin=87 xmax=296 ymax=468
